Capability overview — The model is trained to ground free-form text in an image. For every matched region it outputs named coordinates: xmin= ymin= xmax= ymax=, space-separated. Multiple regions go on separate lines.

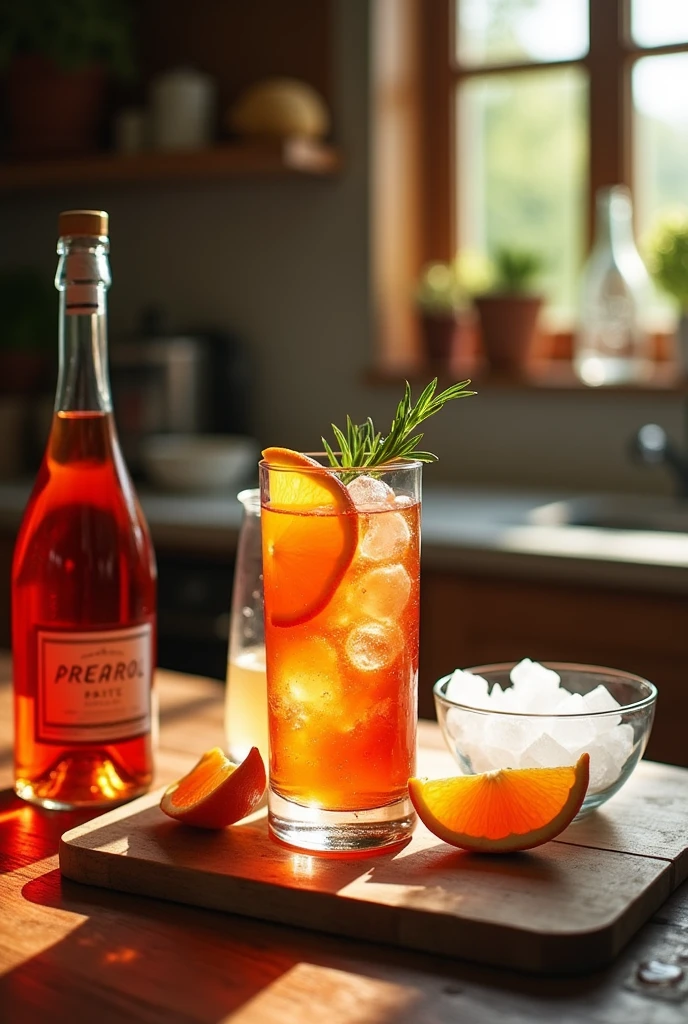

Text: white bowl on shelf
xmin=141 ymin=434 xmax=258 ymax=493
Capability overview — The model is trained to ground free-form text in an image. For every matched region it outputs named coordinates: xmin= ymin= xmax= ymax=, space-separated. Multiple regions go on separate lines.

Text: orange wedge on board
xmin=408 ymin=753 xmax=589 ymax=853
xmin=261 ymin=446 xmax=358 ymax=627
xmin=160 ymin=746 xmax=266 ymax=829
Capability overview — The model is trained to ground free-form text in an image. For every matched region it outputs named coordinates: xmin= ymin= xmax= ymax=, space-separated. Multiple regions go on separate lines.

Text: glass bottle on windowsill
xmin=12 ymin=210 xmax=157 ymax=810
xmin=574 ymin=185 xmax=653 ymax=387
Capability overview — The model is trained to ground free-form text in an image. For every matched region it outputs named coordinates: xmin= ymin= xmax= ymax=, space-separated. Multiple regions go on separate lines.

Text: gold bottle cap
xmin=58 ymin=210 xmax=109 ymax=238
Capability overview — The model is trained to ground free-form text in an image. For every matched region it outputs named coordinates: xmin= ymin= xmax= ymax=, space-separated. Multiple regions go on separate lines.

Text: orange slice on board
xmin=261 ymin=446 xmax=358 ymax=627
xmin=160 ymin=746 xmax=266 ymax=829
xmin=408 ymin=753 xmax=589 ymax=853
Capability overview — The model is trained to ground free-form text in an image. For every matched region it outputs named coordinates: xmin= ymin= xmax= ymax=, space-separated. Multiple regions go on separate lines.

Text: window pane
xmin=456 ymin=68 xmax=588 ymax=321
xmin=631 ymin=0 xmax=688 ymax=47
xmin=457 ymin=0 xmax=588 ymax=67
xmin=633 ymin=54 xmax=688 ymax=323
xmin=633 ymin=55 xmax=688 ymax=233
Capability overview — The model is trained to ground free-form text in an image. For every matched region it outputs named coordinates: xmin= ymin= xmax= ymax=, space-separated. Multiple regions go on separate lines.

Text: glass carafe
xmin=224 ymin=489 xmax=267 ymax=764
xmin=574 ymin=185 xmax=653 ymax=386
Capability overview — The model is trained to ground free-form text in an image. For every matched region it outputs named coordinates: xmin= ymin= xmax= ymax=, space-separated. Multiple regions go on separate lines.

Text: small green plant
xmin=415 ymin=261 xmax=466 ymax=315
xmin=491 ymin=247 xmax=544 ymax=294
xmin=0 ymin=0 xmax=136 ymax=81
xmin=453 ymin=250 xmax=495 ymax=297
xmin=644 ymin=209 xmax=688 ymax=310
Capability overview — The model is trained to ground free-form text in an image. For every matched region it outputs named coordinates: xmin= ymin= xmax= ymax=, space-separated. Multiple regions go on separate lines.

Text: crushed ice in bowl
xmin=442 ymin=658 xmax=638 ymax=794
xmin=444 ymin=668 xmax=492 ymax=709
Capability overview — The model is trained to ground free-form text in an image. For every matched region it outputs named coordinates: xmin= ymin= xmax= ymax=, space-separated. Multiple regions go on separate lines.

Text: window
xmin=373 ymin=0 xmax=688 ymax=376
xmin=454 ymin=0 xmax=588 ymax=325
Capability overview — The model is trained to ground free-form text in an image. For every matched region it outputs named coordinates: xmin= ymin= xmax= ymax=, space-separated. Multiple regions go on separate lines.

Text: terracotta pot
xmin=474 ymin=294 xmax=543 ymax=376
xmin=6 ymin=54 xmax=106 ymax=157
xmin=418 ymin=311 xmax=464 ymax=370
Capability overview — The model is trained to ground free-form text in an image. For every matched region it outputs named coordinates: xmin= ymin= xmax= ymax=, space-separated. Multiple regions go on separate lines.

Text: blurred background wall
xmin=0 ymin=0 xmax=683 ymax=494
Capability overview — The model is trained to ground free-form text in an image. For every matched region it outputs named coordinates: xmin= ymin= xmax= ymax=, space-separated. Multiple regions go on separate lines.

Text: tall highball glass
xmin=259 ymin=456 xmax=421 ymax=853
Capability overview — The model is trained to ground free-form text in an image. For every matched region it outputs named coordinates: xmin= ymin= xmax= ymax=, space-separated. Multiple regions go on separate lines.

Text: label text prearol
xmin=53 ymin=660 xmax=146 ymax=684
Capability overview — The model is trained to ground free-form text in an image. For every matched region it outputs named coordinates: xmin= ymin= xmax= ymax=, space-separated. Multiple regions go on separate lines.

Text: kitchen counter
xmin=1 ymin=656 xmax=688 ymax=1024
xmin=420 ymin=486 xmax=688 ymax=593
xmin=1 ymin=480 xmax=688 ymax=593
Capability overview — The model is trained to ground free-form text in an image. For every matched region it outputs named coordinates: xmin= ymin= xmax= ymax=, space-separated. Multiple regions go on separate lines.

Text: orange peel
xmin=261 ymin=447 xmax=358 ymax=626
xmin=409 ymin=753 xmax=589 ymax=853
xmin=160 ymin=746 xmax=266 ymax=829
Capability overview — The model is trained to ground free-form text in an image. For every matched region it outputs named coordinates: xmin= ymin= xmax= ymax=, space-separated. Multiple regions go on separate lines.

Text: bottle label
xmin=36 ymin=624 xmax=153 ymax=744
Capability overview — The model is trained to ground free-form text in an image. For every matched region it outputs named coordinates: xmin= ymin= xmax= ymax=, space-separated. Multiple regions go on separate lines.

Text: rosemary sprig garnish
xmin=322 ymin=378 xmax=475 ymax=469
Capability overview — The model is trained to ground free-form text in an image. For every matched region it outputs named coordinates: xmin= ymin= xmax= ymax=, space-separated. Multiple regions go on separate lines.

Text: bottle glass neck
xmin=54 ymin=235 xmax=113 ymax=413
xmin=594 ymin=188 xmax=636 ymax=253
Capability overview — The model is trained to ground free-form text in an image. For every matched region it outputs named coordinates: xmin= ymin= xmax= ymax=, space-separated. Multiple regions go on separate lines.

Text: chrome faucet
xmin=630 ymin=423 xmax=688 ymax=498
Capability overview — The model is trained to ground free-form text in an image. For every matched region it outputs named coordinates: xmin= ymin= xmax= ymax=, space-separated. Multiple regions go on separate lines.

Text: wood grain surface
xmin=1 ymin=653 xmax=688 ymax=1023
xmin=59 ymin=748 xmax=688 ymax=976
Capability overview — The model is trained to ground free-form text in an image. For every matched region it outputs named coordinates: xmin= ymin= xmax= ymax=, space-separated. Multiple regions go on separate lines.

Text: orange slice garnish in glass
xmin=261 ymin=446 xmax=358 ymax=627
xmin=160 ymin=746 xmax=266 ymax=829
xmin=408 ymin=753 xmax=589 ymax=853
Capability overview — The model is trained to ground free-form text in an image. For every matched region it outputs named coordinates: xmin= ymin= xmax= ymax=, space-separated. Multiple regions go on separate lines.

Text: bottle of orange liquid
xmin=12 ymin=210 xmax=157 ymax=809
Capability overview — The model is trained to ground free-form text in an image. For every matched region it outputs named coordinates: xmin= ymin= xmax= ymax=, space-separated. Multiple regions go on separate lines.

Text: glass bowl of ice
xmin=433 ymin=659 xmax=657 ymax=817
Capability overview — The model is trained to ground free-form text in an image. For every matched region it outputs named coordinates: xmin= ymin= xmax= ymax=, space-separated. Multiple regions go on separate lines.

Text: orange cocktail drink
xmin=260 ymin=451 xmax=421 ymax=853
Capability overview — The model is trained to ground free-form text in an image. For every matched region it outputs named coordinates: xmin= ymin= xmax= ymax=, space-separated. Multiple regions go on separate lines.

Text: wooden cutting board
xmin=59 ymin=744 xmax=688 ymax=977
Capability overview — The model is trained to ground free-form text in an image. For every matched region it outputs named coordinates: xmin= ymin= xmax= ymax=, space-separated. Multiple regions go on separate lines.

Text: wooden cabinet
xmin=419 ymin=570 xmax=688 ymax=767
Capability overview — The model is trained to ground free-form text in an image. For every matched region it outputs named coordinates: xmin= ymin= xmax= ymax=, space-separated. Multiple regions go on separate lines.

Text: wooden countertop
xmin=1 ymin=654 xmax=687 ymax=1024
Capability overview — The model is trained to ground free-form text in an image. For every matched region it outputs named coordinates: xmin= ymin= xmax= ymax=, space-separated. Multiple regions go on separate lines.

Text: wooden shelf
xmin=0 ymin=139 xmax=342 ymax=192
xmin=368 ymin=360 xmax=688 ymax=395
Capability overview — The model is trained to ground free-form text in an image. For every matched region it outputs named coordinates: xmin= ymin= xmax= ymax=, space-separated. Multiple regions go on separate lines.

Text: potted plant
xmin=414 ymin=252 xmax=495 ymax=369
xmin=414 ymin=261 xmax=467 ymax=369
xmin=0 ymin=0 xmax=136 ymax=157
xmin=644 ymin=209 xmax=688 ymax=373
xmin=473 ymin=247 xmax=545 ymax=376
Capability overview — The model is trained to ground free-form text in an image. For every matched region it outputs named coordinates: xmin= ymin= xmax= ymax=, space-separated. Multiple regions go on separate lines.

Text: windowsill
xmin=370 ymin=315 xmax=686 ymax=394
xmin=367 ymin=359 xmax=688 ymax=394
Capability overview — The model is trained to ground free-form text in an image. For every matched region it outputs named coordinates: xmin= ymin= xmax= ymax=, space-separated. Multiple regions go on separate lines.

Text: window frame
xmin=371 ymin=0 xmax=688 ymax=379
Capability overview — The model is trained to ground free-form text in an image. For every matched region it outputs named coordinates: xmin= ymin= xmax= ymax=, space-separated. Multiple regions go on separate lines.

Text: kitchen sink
xmin=529 ymin=495 xmax=688 ymax=534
